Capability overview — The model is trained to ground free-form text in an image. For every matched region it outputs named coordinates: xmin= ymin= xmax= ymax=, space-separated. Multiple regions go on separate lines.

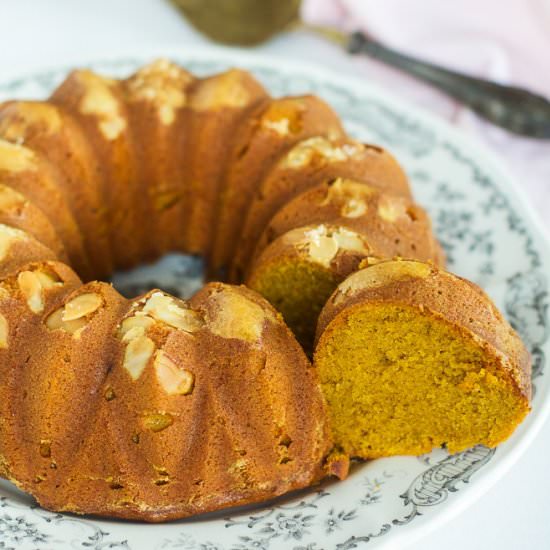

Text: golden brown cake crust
xmin=209 ymin=95 xmax=345 ymax=278
xmin=183 ymin=69 xmax=268 ymax=255
xmin=0 ymin=140 xmax=91 ymax=277
xmin=0 ymin=224 xmax=59 ymax=279
xmin=121 ymin=60 xmax=196 ymax=257
xmin=1 ymin=283 xmax=331 ymax=521
xmin=248 ymin=178 xmax=442 ymax=278
xmin=0 ymin=101 xmax=112 ymax=277
xmin=0 ymin=261 xmax=83 ymax=477
xmin=0 ymin=184 xmax=67 ymax=261
xmin=51 ymin=70 xmax=143 ymax=270
xmin=316 ymin=260 xmax=531 ymax=399
xmin=230 ymin=139 xmax=413 ymax=282
xmin=0 ymin=282 xmax=129 ymax=512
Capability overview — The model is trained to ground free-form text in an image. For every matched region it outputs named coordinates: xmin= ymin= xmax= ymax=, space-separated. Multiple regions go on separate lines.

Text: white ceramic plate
xmin=0 ymin=47 xmax=549 ymax=550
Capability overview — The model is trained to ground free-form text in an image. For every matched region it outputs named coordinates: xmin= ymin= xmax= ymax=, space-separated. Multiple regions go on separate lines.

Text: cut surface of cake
xmin=314 ymin=260 xmax=531 ymax=458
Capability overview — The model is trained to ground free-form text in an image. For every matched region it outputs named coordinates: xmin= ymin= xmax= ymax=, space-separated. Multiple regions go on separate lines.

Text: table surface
xmin=1 ymin=1 xmax=548 ymax=549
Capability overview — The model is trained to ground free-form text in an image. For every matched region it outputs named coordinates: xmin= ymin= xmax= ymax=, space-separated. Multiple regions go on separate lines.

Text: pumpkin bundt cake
xmin=315 ymin=260 xmax=531 ymax=459
xmin=0 ymin=59 xmax=530 ymax=521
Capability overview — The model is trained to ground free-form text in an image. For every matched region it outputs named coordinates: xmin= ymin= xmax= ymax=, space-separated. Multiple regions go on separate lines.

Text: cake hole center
xmin=110 ymin=253 xmax=204 ymax=299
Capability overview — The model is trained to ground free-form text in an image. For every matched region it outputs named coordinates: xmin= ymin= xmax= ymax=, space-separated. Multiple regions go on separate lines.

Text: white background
xmin=0 ymin=1 xmax=548 ymax=549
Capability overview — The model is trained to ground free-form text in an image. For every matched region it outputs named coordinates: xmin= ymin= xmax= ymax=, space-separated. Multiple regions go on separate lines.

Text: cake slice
xmin=314 ymin=259 xmax=531 ymax=458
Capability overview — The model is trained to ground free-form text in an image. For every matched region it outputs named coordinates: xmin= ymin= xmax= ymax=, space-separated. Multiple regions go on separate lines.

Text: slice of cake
xmin=314 ymin=259 xmax=531 ymax=458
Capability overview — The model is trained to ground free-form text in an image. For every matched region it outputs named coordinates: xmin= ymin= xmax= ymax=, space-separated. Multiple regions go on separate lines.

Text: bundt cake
xmin=315 ymin=259 xmax=531 ymax=458
xmin=0 ymin=59 xmax=530 ymax=521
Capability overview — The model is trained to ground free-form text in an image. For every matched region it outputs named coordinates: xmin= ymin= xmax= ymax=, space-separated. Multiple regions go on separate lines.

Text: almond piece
xmin=0 ymin=312 xmax=8 ymax=349
xmin=280 ymin=136 xmax=359 ymax=169
xmin=118 ymin=314 xmax=155 ymax=340
xmin=17 ymin=270 xmax=60 ymax=313
xmin=142 ymin=292 xmax=204 ymax=333
xmin=206 ymin=288 xmax=274 ymax=343
xmin=142 ymin=412 xmax=173 ymax=432
xmin=377 ymin=195 xmax=407 ymax=222
xmin=341 ymin=198 xmax=367 ymax=218
xmin=39 ymin=439 xmax=52 ymax=458
xmin=78 ymin=71 xmax=127 ymax=140
xmin=154 ymin=350 xmax=194 ymax=395
xmin=304 ymin=226 xmax=369 ymax=267
xmin=45 ymin=308 xmax=88 ymax=336
xmin=332 ymin=228 xmax=369 ymax=254
xmin=123 ymin=334 xmax=155 ymax=381
xmin=304 ymin=225 xmax=338 ymax=267
xmin=62 ymin=293 xmax=103 ymax=321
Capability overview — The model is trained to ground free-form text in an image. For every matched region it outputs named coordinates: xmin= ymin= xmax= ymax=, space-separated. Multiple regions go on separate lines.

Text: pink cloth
xmin=302 ymin=0 xmax=550 ymax=233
